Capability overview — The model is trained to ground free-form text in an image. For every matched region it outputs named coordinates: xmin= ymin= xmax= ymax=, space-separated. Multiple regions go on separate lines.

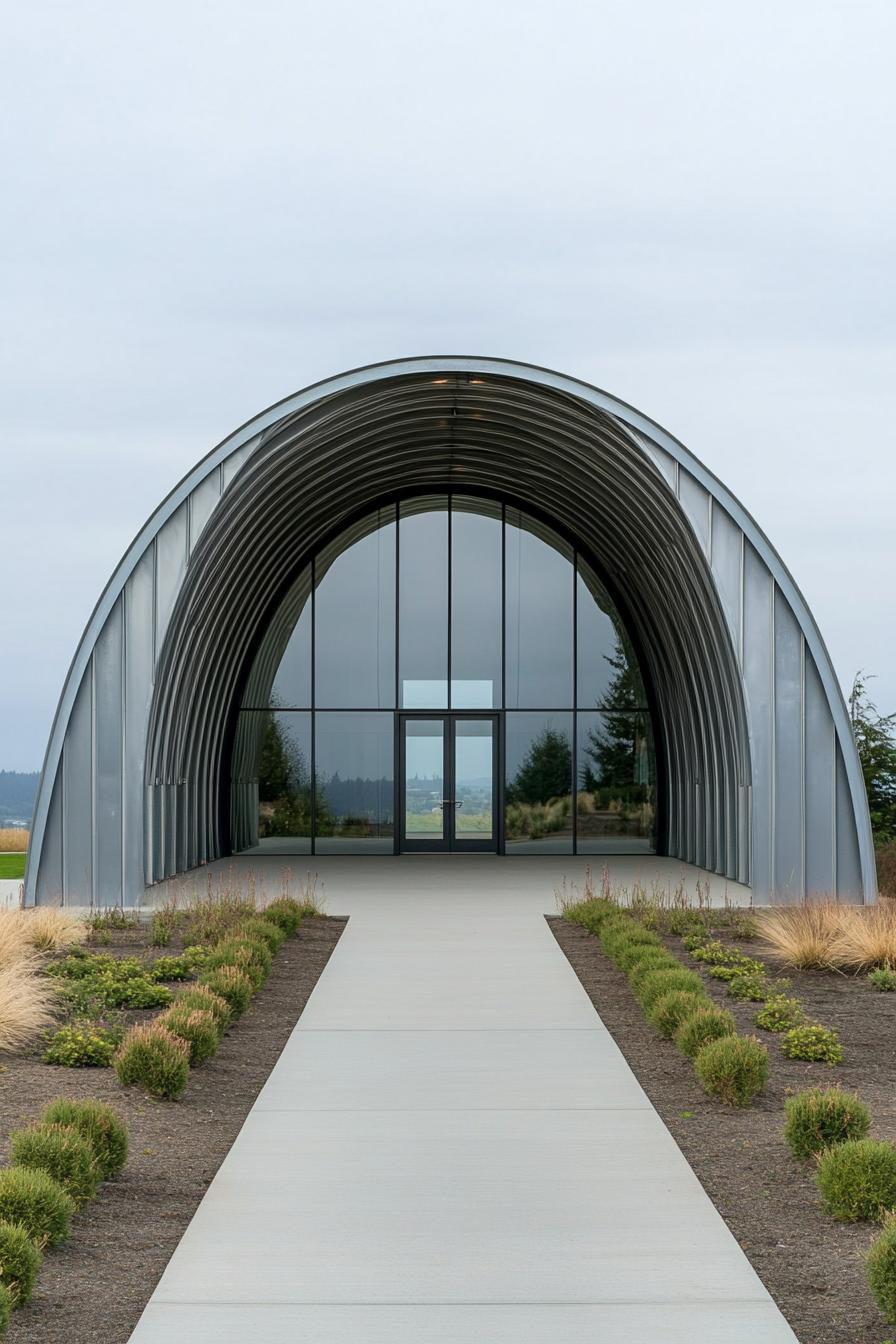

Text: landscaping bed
xmin=1 ymin=913 xmax=344 ymax=1344
xmin=549 ymin=914 xmax=896 ymax=1344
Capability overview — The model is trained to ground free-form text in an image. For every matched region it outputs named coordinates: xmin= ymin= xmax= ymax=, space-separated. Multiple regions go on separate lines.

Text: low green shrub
xmin=691 ymin=939 xmax=735 ymax=965
xmin=175 ymin=984 xmax=231 ymax=1029
xmin=147 ymin=955 xmax=195 ymax=982
xmin=262 ymin=896 xmax=304 ymax=936
xmin=816 ymin=1140 xmax=896 ymax=1221
xmin=114 ymin=1023 xmax=190 ymax=1100
xmin=648 ymin=989 xmax=709 ymax=1040
xmin=9 ymin=1123 xmax=99 ymax=1205
xmin=40 ymin=1099 xmax=128 ymax=1179
xmin=43 ymin=1023 xmax=121 ymax=1067
xmin=198 ymin=966 xmax=253 ymax=1019
xmin=674 ymin=1005 xmax=738 ymax=1058
xmin=783 ymin=1087 xmax=871 ymax=1160
xmin=601 ymin=921 xmax=660 ymax=960
xmin=0 ymin=1167 xmax=74 ymax=1247
xmin=158 ymin=1006 xmax=219 ymax=1066
xmin=627 ymin=949 xmax=680 ymax=990
xmin=637 ymin=967 xmax=705 ymax=1013
xmin=0 ymin=1282 xmax=9 ymax=1334
xmin=682 ymin=930 xmax=709 ymax=952
xmin=726 ymin=971 xmax=770 ymax=1002
xmin=780 ymin=1023 xmax=843 ymax=1064
xmin=694 ymin=1034 xmax=768 ymax=1106
xmin=869 ymin=966 xmax=896 ymax=992
xmin=867 ymin=1219 xmax=896 ymax=1324
xmin=0 ymin=1219 xmax=42 ymax=1306
xmin=204 ymin=939 xmax=271 ymax=991
xmin=754 ymin=994 xmax=805 ymax=1032
xmin=109 ymin=976 xmax=173 ymax=1009
xmin=237 ymin=917 xmax=287 ymax=955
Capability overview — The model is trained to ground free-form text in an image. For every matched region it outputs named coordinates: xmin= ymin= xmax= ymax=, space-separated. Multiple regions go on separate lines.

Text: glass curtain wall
xmin=232 ymin=497 xmax=657 ymax=854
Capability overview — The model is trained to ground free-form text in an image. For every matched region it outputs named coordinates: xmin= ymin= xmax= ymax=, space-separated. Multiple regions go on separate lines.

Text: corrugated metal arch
xmin=25 ymin=356 xmax=876 ymax=905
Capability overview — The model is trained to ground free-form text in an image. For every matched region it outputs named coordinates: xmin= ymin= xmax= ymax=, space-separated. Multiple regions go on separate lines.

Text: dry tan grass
xmin=0 ymin=914 xmax=33 ymax=969
xmin=0 ymin=963 xmax=58 ymax=1053
xmin=20 ymin=908 xmax=89 ymax=951
xmin=830 ymin=903 xmax=896 ymax=970
xmin=0 ymin=828 xmax=28 ymax=852
xmin=755 ymin=903 xmax=844 ymax=968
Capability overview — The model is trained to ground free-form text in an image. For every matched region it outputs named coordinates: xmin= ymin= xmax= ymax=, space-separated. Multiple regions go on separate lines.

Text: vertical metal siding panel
xmin=35 ymin=770 xmax=64 ymax=904
xmin=677 ymin=469 xmax=711 ymax=556
xmin=773 ymin=589 xmax=804 ymax=902
xmin=742 ymin=542 xmax=773 ymax=901
xmin=804 ymin=654 xmax=836 ymax=898
xmin=154 ymin=503 xmax=189 ymax=658
xmin=188 ymin=471 xmax=223 ymax=552
xmin=93 ymin=599 xmax=123 ymax=907
xmin=124 ymin=549 xmax=155 ymax=899
xmin=710 ymin=506 xmax=743 ymax=655
xmin=835 ymin=744 xmax=864 ymax=901
xmin=62 ymin=671 xmax=93 ymax=904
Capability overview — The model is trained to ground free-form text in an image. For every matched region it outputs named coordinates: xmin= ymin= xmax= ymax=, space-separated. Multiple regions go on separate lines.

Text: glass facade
xmin=233 ymin=496 xmax=656 ymax=854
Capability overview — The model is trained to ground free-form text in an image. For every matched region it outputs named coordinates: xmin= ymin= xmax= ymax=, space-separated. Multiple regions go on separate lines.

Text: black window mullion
xmin=310 ymin=553 xmax=316 ymax=855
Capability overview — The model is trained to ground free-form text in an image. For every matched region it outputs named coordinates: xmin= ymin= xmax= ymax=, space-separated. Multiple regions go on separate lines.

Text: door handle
xmin=454 ymin=799 xmax=464 ymax=808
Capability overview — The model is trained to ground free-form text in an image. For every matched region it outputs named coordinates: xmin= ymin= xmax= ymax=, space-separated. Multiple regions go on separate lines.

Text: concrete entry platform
xmin=129 ymin=857 xmax=797 ymax=1343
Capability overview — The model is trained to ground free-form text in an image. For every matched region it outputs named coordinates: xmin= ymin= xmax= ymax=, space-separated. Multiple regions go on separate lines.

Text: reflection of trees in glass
xmin=601 ymin=636 xmax=642 ymax=710
xmin=257 ymin=715 xmax=318 ymax=837
xmin=506 ymin=726 xmax=572 ymax=840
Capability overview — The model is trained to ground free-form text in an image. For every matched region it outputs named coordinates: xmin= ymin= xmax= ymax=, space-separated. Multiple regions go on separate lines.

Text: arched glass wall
xmin=231 ymin=496 xmax=657 ymax=855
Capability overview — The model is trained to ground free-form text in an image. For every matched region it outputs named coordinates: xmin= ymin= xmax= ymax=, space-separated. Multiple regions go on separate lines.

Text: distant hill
xmin=0 ymin=771 xmax=39 ymax=827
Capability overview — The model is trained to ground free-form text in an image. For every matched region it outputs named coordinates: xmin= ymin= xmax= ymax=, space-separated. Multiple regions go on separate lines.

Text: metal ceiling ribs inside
xmin=25 ymin=358 xmax=876 ymax=906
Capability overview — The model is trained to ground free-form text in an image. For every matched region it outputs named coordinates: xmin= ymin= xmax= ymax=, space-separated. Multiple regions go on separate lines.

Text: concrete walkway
xmin=129 ymin=858 xmax=796 ymax=1343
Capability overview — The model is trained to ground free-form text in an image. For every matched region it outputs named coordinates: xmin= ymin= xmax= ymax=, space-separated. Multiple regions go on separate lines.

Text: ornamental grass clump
xmin=43 ymin=1023 xmax=121 ymax=1067
xmin=627 ymin=948 xmax=680 ymax=991
xmin=40 ymin=1099 xmax=128 ymax=1179
xmin=830 ymin=904 xmax=896 ymax=971
xmin=674 ymin=1005 xmax=738 ymax=1058
xmin=694 ymin=1034 xmax=768 ymax=1106
xmin=648 ymin=989 xmax=710 ymax=1040
xmin=0 ymin=1167 xmax=74 ymax=1247
xmin=754 ymin=994 xmax=805 ymax=1032
xmin=9 ymin=1123 xmax=99 ymax=1205
xmin=561 ymin=896 xmax=617 ymax=933
xmin=262 ymin=896 xmax=304 ymax=936
xmin=816 ymin=1140 xmax=896 ymax=1221
xmin=114 ymin=1023 xmax=190 ymax=1100
xmin=0 ymin=1218 xmax=42 ymax=1306
xmin=175 ymin=984 xmax=231 ymax=1030
xmin=755 ymin=903 xmax=839 ymax=969
xmin=0 ymin=1282 xmax=9 ymax=1334
xmin=637 ymin=967 xmax=705 ymax=1013
xmin=238 ymin=916 xmax=287 ymax=955
xmin=158 ymin=1006 xmax=219 ymax=1066
xmin=783 ymin=1087 xmax=871 ymax=1160
xmin=600 ymin=921 xmax=661 ymax=964
xmin=0 ymin=964 xmax=59 ymax=1054
xmin=780 ymin=1023 xmax=843 ymax=1065
xmin=204 ymin=938 xmax=271 ymax=991
xmin=198 ymin=966 xmax=253 ymax=1019
xmin=867 ymin=1218 xmax=896 ymax=1325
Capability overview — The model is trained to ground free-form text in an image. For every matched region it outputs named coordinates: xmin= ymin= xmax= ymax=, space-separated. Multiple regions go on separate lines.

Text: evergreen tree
xmin=850 ymin=674 xmax=896 ymax=844
xmin=507 ymin=727 xmax=572 ymax=804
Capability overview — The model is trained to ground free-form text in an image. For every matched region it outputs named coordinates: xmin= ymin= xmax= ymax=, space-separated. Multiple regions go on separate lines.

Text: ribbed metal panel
xmin=24 ymin=357 xmax=876 ymax=906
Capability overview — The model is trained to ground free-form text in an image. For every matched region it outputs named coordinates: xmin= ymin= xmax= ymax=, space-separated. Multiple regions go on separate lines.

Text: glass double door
xmin=400 ymin=715 xmax=498 ymax=852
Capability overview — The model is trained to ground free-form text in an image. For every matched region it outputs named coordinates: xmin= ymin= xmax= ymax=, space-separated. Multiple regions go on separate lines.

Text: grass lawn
xmin=0 ymin=852 xmax=26 ymax=878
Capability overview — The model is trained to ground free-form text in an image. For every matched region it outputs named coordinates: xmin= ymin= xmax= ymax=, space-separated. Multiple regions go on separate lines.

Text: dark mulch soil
xmin=2 ymin=915 xmax=345 ymax=1344
xmin=548 ymin=916 xmax=896 ymax=1344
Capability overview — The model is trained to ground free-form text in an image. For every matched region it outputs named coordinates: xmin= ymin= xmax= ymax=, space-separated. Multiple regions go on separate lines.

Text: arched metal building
xmin=25 ymin=357 xmax=876 ymax=906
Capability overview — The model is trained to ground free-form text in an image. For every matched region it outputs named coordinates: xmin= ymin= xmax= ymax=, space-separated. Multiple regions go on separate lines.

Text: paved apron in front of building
xmin=129 ymin=858 xmax=798 ymax=1343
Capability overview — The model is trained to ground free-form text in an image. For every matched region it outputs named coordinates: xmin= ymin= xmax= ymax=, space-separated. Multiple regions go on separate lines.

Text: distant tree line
xmin=0 ymin=771 xmax=39 ymax=825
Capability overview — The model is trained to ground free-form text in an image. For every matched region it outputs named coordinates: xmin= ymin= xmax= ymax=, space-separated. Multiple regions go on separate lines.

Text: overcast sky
xmin=2 ymin=0 xmax=894 ymax=772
